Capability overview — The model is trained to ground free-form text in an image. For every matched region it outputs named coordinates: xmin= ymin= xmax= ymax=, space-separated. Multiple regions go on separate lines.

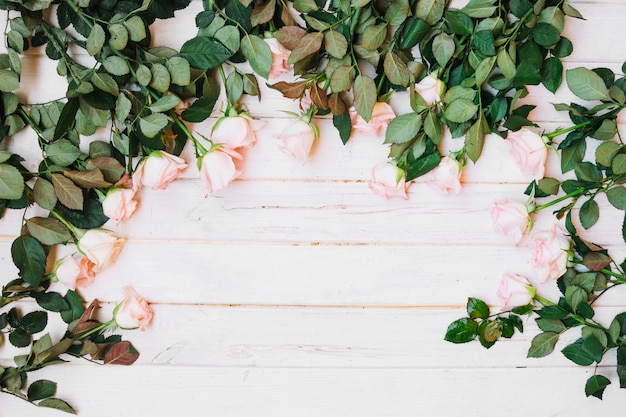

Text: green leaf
xmin=241 ymin=35 xmax=272 ymax=80
xmin=91 ymin=72 xmax=119 ymax=96
xmin=180 ymin=36 xmax=233 ymax=70
xmin=465 ymin=116 xmax=486 ymax=163
xmin=352 ymin=75 xmax=377 ymax=122
xmin=562 ymin=339 xmax=595 ymax=366
xmin=287 ymin=32 xmax=323 ymax=64
xmin=579 ymin=199 xmax=599 ymax=229
xmin=467 ymin=298 xmax=489 ymax=319
xmin=21 ymin=310 xmax=48 ymax=334
xmin=385 ymin=113 xmax=421 ymax=144
xmin=51 ymin=173 xmax=84 ymax=211
xmin=566 ymin=285 xmax=588 ymax=311
xmin=140 ymin=113 xmax=171 ymax=138
xmin=26 ymin=217 xmax=71 ymax=245
xmin=0 ymin=69 xmax=19 ymax=92
xmin=415 ymin=0 xmax=445 ymax=25
xmin=432 ymin=32 xmax=455 ymax=67
xmin=214 ymin=25 xmax=240 ymax=54
xmin=103 ymin=56 xmax=130 ymax=76
xmin=399 ymin=17 xmax=430 ymax=49
xmin=383 ymin=52 xmax=410 ymax=87
xmin=527 ymin=332 xmax=559 ymax=358
xmin=532 ymin=23 xmax=561 ymax=47
xmin=475 ymin=56 xmax=496 ymax=86
xmin=38 ymin=398 xmax=76 ymax=414
xmin=613 ymin=154 xmax=626 ymax=175
xmin=535 ymin=318 xmax=566 ymax=333
xmin=473 ymin=30 xmax=495 ymax=56
xmin=541 ymin=57 xmax=563 ymax=94
xmin=444 ymin=317 xmax=478 ymax=343
xmin=361 ymin=24 xmax=387 ymax=51
xmin=445 ymin=9 xmax=474 ymax=36
xmin=497 ymin=48 xmax=516 ymax=80
xmin=405 ymin=151 xmax=440 ymax=181
xmin=608 ymin=187 xmax=626 ymax=210
xmin=574 ymin=161 xmax=601 ymax=182
xmin=591 ymin=119 xmax=617 ymax=141
xmin=148 ymin=95 xmax=181 ymax=113
xmin=166 ymin=57 xmax=191 ymax=87
xmin=585 ymin=375 xmax=611 ymax=399
xmin=33 ymin=178 xmax=57 ymax=211
xmin=108 ymin=23 xmax=128 ymax=50
xmin=445 ymin=99 xmax=478 ymax=123
xmin=86 ymin=24 xmax=105 ymax=55
xmin=566 ymin=67 xmax=609 ymax=100
xmin=181 ymin=97 xmax=217 ymax=123
xmin=11 ymin=235 xmax=46 ymax=286
xmin=324 ymin=30 xmax=348 ymax=59
xmin=150 ymin=63 xmax=171 ymax=93
xmin=35 ymin=292 xmax=69 ymax=312
xmin=0 ymin=163 xmax=24 ymax=200
xmin=226 ymin=71 xmax=243 ymax=104
xmin=46 ymin=139 xmax=81 ymax=167
xmin=53 ymin=98 xmax=80 ymax=141
xmin=461 ymin=0 xmax=497 ymax=18
xmin=136 ymin=64 xmax=152 ymax=86
xmin=333 ymin=112 xmax=352 ymax=145
xmin=424 ymin=109 xmax=443 ymax=144
xmin=123 ymin=15 xmax=147 ymax=42
xmin=28 ymin=380 xmax=56 ymax=401
xmin=61 ymin=290 xmax=85 ymax=323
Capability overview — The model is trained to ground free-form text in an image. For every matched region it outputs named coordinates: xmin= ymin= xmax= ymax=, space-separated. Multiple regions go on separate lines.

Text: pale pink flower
xmin=102 ymin=188 xmax=138 ymax=223
xmin=210 ymin=115 xmax=266 ymax=150
xmin=115 ymin=286 xmax=154 ymax=331
xmin=77 ymin=229 xmax=123 ymax=272
xmin=532 ymin=224 xmax=570 ymax=281
xmin=414 ymin=74 xmax=445 ymax=106
xmin=349 ymin=102 xmax=396 ymax=137
xmin=199 ymin=148 xmax=241 ymax=192
xmin=54 ymin=254 xmax=96 ymax=289
xmin=507 ymin=127 xmax=548 ymax=180
xmin=135 ymin=151 xmax=188 ymax=190
xmin=497 ymin=273 xmax=536 ymax=311
xmin=368 ymin=163 xmax=408 ymax=200
xmin=423 ymin=156 xmax=463 ymax=194
xmin=276 ymin=119 xmax=318 ymax=162
xmin=265 ymin=38 xmax=292 ymax=79
xmin=489 ymin=199 xmax=531 ymax=244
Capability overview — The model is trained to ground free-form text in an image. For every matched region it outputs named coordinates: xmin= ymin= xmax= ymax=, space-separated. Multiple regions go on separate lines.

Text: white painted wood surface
xmin=1 ymin=1 xmax=626 ymax=415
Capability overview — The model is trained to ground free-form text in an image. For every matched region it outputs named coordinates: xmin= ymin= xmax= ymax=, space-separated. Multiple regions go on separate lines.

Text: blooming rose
xmin=135 ymin=151 xmax=188 ymax=190
xmin=414 ymin=74 xmax=445 ymax=106
xmin=489 ymin=199 xmax=531 ymax=244
xmin=496 ymin=273 xmax=536 ymax=311
xmin=199 ymin=148 xmax=241 ymax=192
xmin=423 ymin=156 xmax=463 ymax=194
xmin=507 ymin=127 xmax=549 ymax=180
xmin=265 ymin=37 xmax=292 ymax=79
xmin=276 ymin=119 xmax=318 ymax=162
xmin=102 ymin=188 xmax=138 ymax=223
xmin=54 ymin=254 xmax=96 ymax=289
xmin=368 ymin=163 xmax=408 ymax=200
xmin=349 ymin=102 xmax=396 ymax=137
xmin=114 ymin=286 xmax=154 ymax=331
xmin=210 ymin=115 xmax=265 ymax=150
xmin=77 ymin=229 xmax=123 ymax=272
xmin=532 ymin=224 xmax=570 ymax=281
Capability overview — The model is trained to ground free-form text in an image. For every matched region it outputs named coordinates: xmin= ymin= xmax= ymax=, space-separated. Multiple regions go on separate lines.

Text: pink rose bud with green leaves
xmin=369 ymin=162 xmax=409 ymax=200
xmin=199 ymin=148 xmax=241 ymax=192
xmin=77 ymin=229 xmax=123 ymax=272
xmin=135 ymin=150 xmax=188 ymax=190
xmin=489 ymin=199 xmax=531 ymax=244
xmin=507 ymin=127 xmax=549 ymax=180
xmin=114 ymin=286 xmax=154 ymax=331
xmin=424 ymin=156 xmax=463 ymax=194
xmin=276 ymin=119 xmax=318 ymax=162
xmin=349 ymin=102 xmax=396 ymax=137
xmin=54 ymin=254 xmax=96 ymax=289
xmin=532 ymin=224 xmax=571 ymax=281
xmin=496 ymin=273 xmax=536 ymax=311
xmin=264 ymin=37 xmax=292 ymax=80
xmin=414 ymin=74 xmax=445 ymax=106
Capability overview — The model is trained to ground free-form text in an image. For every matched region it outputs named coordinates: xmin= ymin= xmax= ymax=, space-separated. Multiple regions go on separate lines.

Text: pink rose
xmin=54 ymin=254 xmax=96 ymax=289
xmin=199 ymin=148 xmax=241 ymax=192
xmin=349 ymin=102 xmax=396 ymax=137
xmin=77 ymin=229 xmax=123 ymax=272
xmin=114 ymin=286 xmax=154 ymax=331
xmin=489 ymin=199 xmax=531 ymax=244
xmin=276 ymin=119 xmax=318 ymax=162
xmin=507 ymin=127 xmax=548 ymax=180
xmin=368 ymin=163 xmax=408 ymax=200
xmin=496 ymin=273 xmax=536 ymax=311
xmin=265 ymin=38 xmax=292 ymax=79
xmin=135 ymin=151 xmax=188 ymax=190
xmin=414 ymin=74 xmax=445 ymax=106
xmin=423 ymin=156 xmax=462 ymax=194
xmin=102 ymin=188 xmax=138 ymax=223
xmin=532 ymin=224 xmax=570 ymax=281
xmin=210 ymin=115 xmax=265 ymax=150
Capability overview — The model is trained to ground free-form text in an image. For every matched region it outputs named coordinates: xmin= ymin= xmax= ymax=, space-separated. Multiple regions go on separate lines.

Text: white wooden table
xmin=2 ymin=1 xmax=626 ymax=415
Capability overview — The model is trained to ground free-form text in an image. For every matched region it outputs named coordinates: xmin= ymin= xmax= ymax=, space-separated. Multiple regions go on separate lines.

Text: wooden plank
xmin=0 ymin=365 xmax=621 ymax=417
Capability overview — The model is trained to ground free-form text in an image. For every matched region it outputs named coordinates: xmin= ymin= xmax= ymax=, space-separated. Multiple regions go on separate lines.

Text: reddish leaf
xmin=274 ymin=26 xmax=307 ymax=50
xmin=271 ymin=81 xmax=307 ymax=98
xmin=104 ymin=341 xmax=140 ymax=365
xmin=309 ymin=84 xmax=328 ymax=109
